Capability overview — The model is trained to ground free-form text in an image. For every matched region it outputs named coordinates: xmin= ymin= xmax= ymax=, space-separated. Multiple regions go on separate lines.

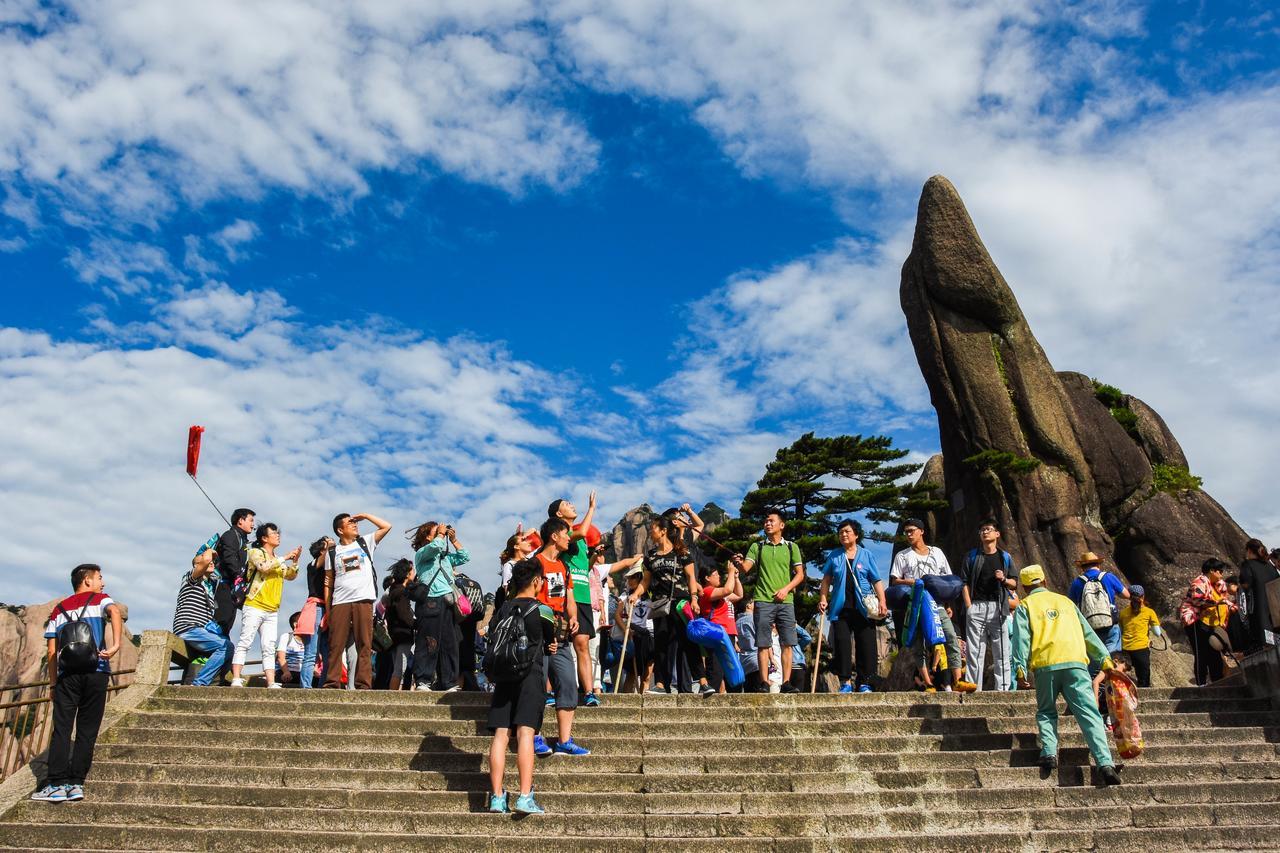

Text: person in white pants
xmin=960 ymin=519 xmax=1017 ymax=691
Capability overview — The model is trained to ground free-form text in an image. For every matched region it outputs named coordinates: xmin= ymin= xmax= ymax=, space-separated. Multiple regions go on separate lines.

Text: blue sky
xmin=1 ymin=0 xmax=1278 ymax=631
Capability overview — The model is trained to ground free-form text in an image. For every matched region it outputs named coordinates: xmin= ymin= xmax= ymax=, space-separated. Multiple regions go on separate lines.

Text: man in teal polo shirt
xmin=740 ymin=510 xmax=806 ymax=693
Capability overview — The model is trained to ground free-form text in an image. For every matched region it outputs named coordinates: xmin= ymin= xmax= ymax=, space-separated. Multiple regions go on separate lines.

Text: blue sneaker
xmin=553 ymin=738 xmax=591 ymax=757
xmin=857 ymin=684 xmax=873 ymax=693
xmin=532 ymin=735 xmax=553 ymax=757
xmin=583 ymin=692 xmax=601 ymax=708
xmin=513 ymin=792 xmax=545 ymax=815
xmin=545 ymin=692 xmax=555 ymax=707
xmin=30 ymin=785 xmax=67 ymax=803
xmin=488 ymin=791 xmax=509 ymax=813
xmin=839 ymin=683 xmax=854 ymax=694
xmin=63 ymin=785 xmax=84 ymax=801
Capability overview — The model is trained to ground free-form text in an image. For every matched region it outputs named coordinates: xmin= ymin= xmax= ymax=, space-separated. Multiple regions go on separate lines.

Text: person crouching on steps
xmin=1011 ymin=564 xmax=1122 ymax=786
xmin=487 ymin=558 xmax=556 ymax=815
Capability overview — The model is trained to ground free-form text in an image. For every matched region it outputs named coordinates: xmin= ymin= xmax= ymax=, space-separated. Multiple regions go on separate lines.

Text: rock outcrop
xmin=1 ymin=601 xmax=138 ymax=699
xmin=899 ymin=176 xmax=1247 ymax=628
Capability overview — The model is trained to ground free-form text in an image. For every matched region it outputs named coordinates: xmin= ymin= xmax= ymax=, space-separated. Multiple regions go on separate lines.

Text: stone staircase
xmin=2 ymin=684 xmax=1280 ymax=851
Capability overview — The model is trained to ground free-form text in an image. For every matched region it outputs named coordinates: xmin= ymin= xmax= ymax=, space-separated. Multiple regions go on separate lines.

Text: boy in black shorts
xmin=487 ymin=559 xmax=555 ymax=815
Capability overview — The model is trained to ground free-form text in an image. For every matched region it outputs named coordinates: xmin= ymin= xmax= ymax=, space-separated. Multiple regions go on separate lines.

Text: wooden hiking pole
xmin=811 ymin=611 xmax=827 ymax=693
xmin=616 ymin=598 xmax=635 ymax=693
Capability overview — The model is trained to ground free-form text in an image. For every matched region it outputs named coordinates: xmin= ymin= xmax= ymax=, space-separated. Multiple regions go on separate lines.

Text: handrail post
xmin=138 ymin=630 xmax=191 ymax=686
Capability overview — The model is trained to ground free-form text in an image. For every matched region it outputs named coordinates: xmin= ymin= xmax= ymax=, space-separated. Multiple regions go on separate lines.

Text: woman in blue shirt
xmin=818 ymin=520 xmax=886 ymax=693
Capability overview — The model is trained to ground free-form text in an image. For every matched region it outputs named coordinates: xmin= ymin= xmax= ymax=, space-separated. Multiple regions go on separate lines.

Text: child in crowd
xmin=697 ymin=560 xmax=743 ymax=694
xmin=275 ymin=612 xmax=305 ymax=686
xmin=487 ymin=558 xmax=555 ymax=816
xmin=736 ymin=601 xmax=763 ymax=692
xmin=616 ymin=566 xmax=654 ymax=693
xmin=384 ymin=559 xmax=417 ymax=690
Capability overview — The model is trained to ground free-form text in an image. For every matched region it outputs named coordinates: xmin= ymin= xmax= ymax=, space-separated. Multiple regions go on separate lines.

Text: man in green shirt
xmin=740 ymin=510 xmax=805 ymax=693
xmin=548 ymin=491 xmax=600 ymax=706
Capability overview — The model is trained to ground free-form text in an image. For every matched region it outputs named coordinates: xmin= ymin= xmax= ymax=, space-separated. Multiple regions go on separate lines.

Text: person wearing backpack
xmin=1067 ymin=551 xmax=1130 ymax=663
xmin=212 ymin=508 xmax=255 ymax=636
xmin=454 ymin=571 xmax=486 ymax=690
xmin=958 ymin=518 xmax=1017 ymax=691
xmin=890 ymin=519 xmax=975 ymax=693
xmin=323 ymin=511 xmax=393 ymax=690
xmin=485 ymin=557 xmax=555 ymax=815
xmin=230 ymin=523 xmax=301 ymax=688
xmin=739 ymin=510 xmax=805 ymax=694
xmin=407 ymin=521 xmax=471 ymax=692
xmin=31 ymin=564 xmax=123 ymax=804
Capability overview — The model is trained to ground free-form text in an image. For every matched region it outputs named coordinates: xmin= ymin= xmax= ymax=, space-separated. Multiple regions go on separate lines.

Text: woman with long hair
xmin=629 ymin=514 xmax=702 ymax=694
xmin=407 ymin=521 xmax=470 ymax=692
xmin=497 ymin=527 xmax=539 ymax=612
xmin=1240 ymin=539 xmax=1279 ymax=652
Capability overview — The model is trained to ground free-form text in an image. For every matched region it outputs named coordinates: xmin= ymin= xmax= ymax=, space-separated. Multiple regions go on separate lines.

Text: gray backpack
xmin=1079 ymin=572 xmax=1114 ymax=630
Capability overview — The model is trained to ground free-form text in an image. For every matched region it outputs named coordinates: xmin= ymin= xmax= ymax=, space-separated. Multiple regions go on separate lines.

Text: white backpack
xmin=1079 ymin=572 xmax=1114 ymax=630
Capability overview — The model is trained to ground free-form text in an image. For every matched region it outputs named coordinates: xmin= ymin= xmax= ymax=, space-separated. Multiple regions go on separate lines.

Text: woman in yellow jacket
xmin=1011 ymin=565 xmax=1122 ymax=785
xmin=231 ymin=522 xmax=301 ymax=688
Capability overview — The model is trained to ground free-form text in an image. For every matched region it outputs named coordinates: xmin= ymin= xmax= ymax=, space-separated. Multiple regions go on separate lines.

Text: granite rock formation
xmin=899 ymin=176 xmax=1247 ymax=629
xmin=1 ymin=600 xmax=138 ymax=698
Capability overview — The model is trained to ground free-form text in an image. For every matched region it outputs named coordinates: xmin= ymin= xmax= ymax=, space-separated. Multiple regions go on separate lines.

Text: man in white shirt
xmin=890 ymin=519 xmax=974 ymax=692
xmin=322 ymin=511 xmax=392 ymax=690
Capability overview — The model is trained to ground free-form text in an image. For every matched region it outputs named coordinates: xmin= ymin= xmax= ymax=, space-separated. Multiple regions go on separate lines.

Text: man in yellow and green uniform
xmin=1012 ymin=564 xmax=1122 ymax=785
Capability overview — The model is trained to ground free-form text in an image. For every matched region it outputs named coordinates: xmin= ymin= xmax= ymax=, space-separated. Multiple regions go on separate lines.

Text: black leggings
xmin=1189 ymin=623 xmax=1225 ymax=685
xmin=1128 ymin=647 xmax=1151 ymax=688
xmin=831 ymin=608 xmax=878 ymax=688
xmin=653 ymin=614 xmax=704 ymax=692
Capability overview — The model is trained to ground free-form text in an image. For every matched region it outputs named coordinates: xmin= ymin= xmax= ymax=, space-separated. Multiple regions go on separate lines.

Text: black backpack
xmin=483 ymin=600 xmax=540 ymax=683
xmin=55 ymin=600 xmax=100 ymax=675
xmin=455 ymin=572 xmax=485 ymax=615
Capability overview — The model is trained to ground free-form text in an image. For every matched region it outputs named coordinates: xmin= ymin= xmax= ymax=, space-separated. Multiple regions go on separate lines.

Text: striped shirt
xmin=172 ymin=571 xmax=217 ymax=636
xmin=44 ymin=592 xmax=116 ymax=675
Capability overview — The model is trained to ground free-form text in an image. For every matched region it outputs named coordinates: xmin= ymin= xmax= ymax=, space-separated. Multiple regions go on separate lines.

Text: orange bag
xmin=1106 ymin=670 xmax=1144 ymax=759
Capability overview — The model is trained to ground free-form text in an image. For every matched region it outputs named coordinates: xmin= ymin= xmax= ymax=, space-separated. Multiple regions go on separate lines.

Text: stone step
xmin=83 ymin=756 xmax=1280 ymax=792
xmin=117 ymin=708 xmax=1280 ymax=738
xmin=148 ymin=683 xmax=1253 ymax=705
xmin=136 ymin=694 xmax=1274 ymax=723
xmin=3 ymin=820 xmax=1280 ymax=852
xmin=100 ymin=719 xmax=1280 ymax=760
xmin=87 ymin=740 xmax=1280 ymax=775
xmin=75 ymin=777 xmax=1280 ymax=814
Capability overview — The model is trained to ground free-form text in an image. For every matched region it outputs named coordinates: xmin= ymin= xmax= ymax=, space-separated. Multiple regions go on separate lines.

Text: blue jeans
xmin=299 ymin=606 xmax=327 ymax=689
xmin=179 ymin=623 xmax=234 ymax=686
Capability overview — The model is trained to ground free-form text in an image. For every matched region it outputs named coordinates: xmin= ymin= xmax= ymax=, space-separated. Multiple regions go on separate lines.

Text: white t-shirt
xmin=593 ymin=563 xmax=613 ymax=627
xmin=629 ymin=598 xmax=654 ymax=633
xmin=278 ymin=632 xmax=305 ymax=672
xmin=890 ymin=546 xmax=952 ymax=582
xmin=501 ymin=559 xmax=516 ymax=589
xmin=331 ymin=535 xmax=379 ymax=606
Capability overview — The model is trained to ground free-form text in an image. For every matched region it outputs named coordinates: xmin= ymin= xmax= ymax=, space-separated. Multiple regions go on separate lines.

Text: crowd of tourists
xmin=29 ymin=495 xmax=1280 ymax=814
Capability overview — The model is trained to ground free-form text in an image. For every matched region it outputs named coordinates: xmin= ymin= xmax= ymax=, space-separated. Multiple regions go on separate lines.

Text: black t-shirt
xmin=307 ymin=558 xmax=327 ymax=600
xmin=963 ymin=551 xmax=1008 ymax=603
xmin=645 ymin=548 xmax=690 ymax=602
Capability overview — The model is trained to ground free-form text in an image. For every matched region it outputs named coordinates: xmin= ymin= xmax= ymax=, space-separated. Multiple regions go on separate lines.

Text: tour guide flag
xmin=186 ymin=425 xmax=230 ymax=527
xmin=186 ymin=425 xmax=204 ymax=476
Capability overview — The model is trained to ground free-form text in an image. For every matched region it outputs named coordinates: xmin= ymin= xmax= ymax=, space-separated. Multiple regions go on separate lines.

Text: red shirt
xmin=698 ymin=587 xmax=737 ymax=635
xmin=535 ymin=552 xmax=573 ymax=615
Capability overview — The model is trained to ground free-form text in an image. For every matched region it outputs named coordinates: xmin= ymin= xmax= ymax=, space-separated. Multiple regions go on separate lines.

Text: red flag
xmin=186 ymin=425 xmax=205 ymax=477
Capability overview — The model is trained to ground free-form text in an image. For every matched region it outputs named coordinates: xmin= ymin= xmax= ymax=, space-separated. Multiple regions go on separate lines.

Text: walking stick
xmin=811 ymin=611 xmax=827 ymax=693
xmin=616 ymin=599 xmax=635 ymax=693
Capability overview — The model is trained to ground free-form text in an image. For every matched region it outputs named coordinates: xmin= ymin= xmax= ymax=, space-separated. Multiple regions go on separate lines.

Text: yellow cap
xmin=1019 ymin=564 xmax=1046 ymax=586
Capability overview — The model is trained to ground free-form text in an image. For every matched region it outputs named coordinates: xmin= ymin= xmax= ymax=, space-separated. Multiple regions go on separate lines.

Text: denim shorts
xmin=753 ymin=601 xmax=798 ymax=646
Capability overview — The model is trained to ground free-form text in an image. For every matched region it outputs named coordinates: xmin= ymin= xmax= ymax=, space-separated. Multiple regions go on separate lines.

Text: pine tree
xmin=713 ymin=432 xmax=944 ymax=572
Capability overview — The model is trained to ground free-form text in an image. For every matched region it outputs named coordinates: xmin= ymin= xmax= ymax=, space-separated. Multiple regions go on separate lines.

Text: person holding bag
xmin=408 ymin=521 xmax=471 ymax=692
xmin=818 ymin=520 xmax=886 ymax=694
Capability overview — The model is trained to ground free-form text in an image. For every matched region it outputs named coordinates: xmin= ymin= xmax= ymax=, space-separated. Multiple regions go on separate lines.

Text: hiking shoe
xmin=488 ymin=791 xmax=509 ymax=813
xmin=838 ymin=683 xmax=854 ymax=694
xmin=698 ymin=684 xmax=716 ymax=697
xmin=553 ymin=738 xmax=591 ymax=756
xmin=63 ymin=785 xmax=84 ymax=802
xmin=857 ymin=684 xmax=873 ymax=693
xmin=229 ymin=679 xmax=245 ymax=688
xmin=1099 ymin=765 xmax=1123 ymax=786
xmin=30 ymin=785 xmax=66 ymax=803
xmin=954 ymin=679 xmax=978 ymax=693
xmin=583 ymin=692 xmax=601 ymax=707
xmin=532 ymin=735 xmax=553 ymax=757
xmin=1037 ymin=754 xmax=1058 ymax=771
xmin=513 ymin=792 xmax=545 ymax=815
xmin=779 ymin=682 xmax=799 ymax=694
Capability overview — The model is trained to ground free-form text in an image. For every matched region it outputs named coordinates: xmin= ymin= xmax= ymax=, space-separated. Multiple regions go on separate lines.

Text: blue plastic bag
xmin=686 ymin=617 xmax=745 ymax=689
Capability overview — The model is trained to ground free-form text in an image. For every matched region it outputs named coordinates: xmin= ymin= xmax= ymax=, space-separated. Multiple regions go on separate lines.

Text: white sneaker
xmin=442 ymin=685 xmax=461 ymax=693
xmin=415 ymin=684 xmax=433 ymax=692
xmin=267 ymin=683 xmax=282 ymax=689
xmin=230 ymin=679 xmax=245 ymax=688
